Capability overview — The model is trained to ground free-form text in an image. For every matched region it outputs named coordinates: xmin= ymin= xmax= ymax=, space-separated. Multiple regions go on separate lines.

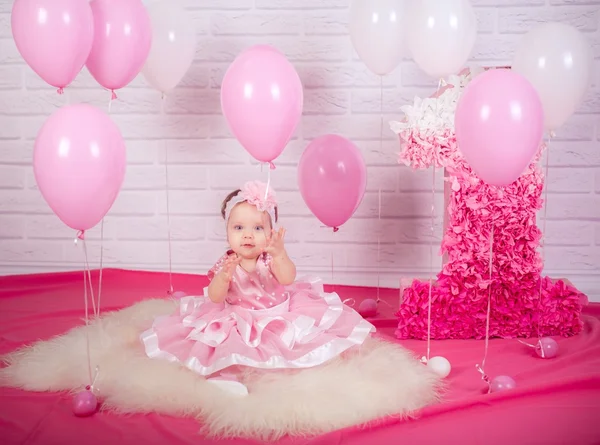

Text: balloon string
xmin=426 ymin=166 xmax=436 ymax=362
xmin=342 ymin=297 xmax=355 ymax=307
xmin=75 ymin=235 xmax=95 ymax=385
xmin=264 ymin=164 xmax=272 ymax=201
xmin=98 ymin=94 xmax=115 ymax=317
xmin=376 ymin=187 xmax=381 ymax=302
xmin=476 ymin=224 xmax=494 ymax=392
xmin=82 ymin=240 xmax=97 ymax=319
xmin=376 ymin=74 xmax=383 ymax=303
xmin=163 ymin=94 xmax=174 ymax=295
xmin=537 ymin=132 xmax=553 ymax=338
xmin=331 ymin=229 xmax=334 ymax=285
xmin=517 ymin=338 xmax=545 ymax=357
xmin=424 ymin=77 xmax=443 ymax=363
xmin=97 ymin=219 xmax=104 ymax=318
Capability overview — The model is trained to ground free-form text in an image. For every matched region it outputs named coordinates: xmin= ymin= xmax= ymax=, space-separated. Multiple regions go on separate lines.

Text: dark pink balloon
xmin=358 ymin=298 xmax=378 ymax=318
xmin=298 ymin=134 xmax=366 ymax=230
xmin=72 ymin=389 xmax=98 ymax=417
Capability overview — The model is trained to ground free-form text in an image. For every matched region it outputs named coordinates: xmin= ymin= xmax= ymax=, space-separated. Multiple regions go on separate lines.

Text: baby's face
xmin=227 ymin=202 xmax=271 ymax=260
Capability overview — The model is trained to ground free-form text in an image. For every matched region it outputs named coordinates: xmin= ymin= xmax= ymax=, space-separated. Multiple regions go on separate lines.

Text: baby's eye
xmin=234 ymin=225 xmax=243 ymax=230
xmin=255 ymin=225 xmax=264 ymax=231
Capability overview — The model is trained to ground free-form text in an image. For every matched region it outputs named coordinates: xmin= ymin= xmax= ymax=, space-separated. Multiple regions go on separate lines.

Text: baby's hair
xmin=221 ymin=189 xmax=279 ymax=222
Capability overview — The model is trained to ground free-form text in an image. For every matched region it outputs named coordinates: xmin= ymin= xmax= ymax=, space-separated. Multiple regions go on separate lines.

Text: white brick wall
xmin=1 ymin=0 xmax=599 ymax=301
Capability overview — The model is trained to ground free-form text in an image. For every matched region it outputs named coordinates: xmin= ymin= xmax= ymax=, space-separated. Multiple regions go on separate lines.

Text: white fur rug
xmin=0 ymin=298 xmax=441 ymax=440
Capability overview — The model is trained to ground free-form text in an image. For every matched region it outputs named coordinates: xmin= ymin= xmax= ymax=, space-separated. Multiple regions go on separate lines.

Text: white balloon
xmin=512 ymin=22 xmax=592 ymax=131
xmin=405 ymin=0 xmax=477 ymax=79
xmin=349 ymin=0 xmax=405 ymax=76
xmin=426 ymin=356 xmax=451 ymax=378
xmin=142 ymin=1 xmax=197 ymax=94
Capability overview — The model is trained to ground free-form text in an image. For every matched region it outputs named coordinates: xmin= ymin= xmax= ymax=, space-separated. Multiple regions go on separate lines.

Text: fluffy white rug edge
xmin=0 ymin=298 xmax=443 ymax=441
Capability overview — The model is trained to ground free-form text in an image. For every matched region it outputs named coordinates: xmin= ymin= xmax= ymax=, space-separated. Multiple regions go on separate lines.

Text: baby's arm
xmin=207 ymin=254 xmax=240 ymax=303
xmin=207 ymin=273 xmax=229 ymax=303
xmin=263 ymin=227 xmax=296 ymax=285
xmin=270 ymin=251 xmax=296 ymax=285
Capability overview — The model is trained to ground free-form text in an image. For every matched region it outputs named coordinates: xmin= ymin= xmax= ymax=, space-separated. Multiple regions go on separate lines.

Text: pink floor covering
xmin=1 ymin=269 xmax=599 ymax=445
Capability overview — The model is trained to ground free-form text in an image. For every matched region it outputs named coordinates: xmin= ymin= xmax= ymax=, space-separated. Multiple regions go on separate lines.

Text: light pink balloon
xmin=221 ymin=45 xmax=303 ymax=164
xmin=86 ymin=0 xmax=152 ymax=95
xmin=455 ymin=69 xmax=544 ymax=187
xmin=34 ymin=104 xmax=126 ymax=232
xmin=11 ymin=0 xmax=94 ymax=91
xmin=298 ymin=134 xmax=367 ymax=230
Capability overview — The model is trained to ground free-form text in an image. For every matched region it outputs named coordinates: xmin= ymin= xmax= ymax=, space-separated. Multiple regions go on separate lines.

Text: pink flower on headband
xmin=240 ymin=181 xmax=277 ymax=213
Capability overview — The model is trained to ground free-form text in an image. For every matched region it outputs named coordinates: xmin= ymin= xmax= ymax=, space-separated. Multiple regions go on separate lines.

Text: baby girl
xmin=141 ymin=180 xmax=375 ymax=395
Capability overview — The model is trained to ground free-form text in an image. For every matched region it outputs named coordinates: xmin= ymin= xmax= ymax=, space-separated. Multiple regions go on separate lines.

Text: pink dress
xmin=141 ymin=252 xmax=376 ymax=376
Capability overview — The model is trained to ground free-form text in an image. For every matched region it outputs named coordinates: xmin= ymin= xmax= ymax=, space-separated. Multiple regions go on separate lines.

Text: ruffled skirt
xmin=140 ymin=278 xmax=376 ymax=376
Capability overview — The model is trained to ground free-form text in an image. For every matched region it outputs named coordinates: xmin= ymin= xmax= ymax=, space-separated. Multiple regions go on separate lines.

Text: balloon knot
xmin=111 ymin=90 xmax=117 ymax=100
xmin=57 ymin=87 xmax=64 ymax=95
xmin=333 ymin=227 xmax=339 ymax=233
xmin=76 ymin=230 xmax=85 ymax=240
xmin=475 ymin=364 xmax=490 ymax=384
xmin=269 ymin=162 xmax=276 ymax=170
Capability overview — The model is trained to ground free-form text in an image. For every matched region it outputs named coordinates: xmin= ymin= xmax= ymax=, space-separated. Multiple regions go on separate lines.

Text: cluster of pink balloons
xmin=13 ymin=0 xmax=200 ymax=234
xmin=221 ymin=45 xmax=367 ymax=231
xmin=11 ymin=0 xmax=152 ymax=96
xmin=10 ymin=0 xmax=162 ymax=232
xmin=455 ymin=22 xmax=591 ymax=187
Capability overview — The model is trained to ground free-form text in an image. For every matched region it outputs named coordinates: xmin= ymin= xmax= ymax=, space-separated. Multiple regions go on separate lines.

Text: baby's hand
xmin=263 ymin=228 xmax=286 ymax=257
xmin=219 ymin=254 xmax=241 ymax=283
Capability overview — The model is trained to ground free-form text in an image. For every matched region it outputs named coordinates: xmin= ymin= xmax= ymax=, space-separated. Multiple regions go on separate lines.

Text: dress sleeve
xmin=207 ymin=252 xmax=231 ymax=282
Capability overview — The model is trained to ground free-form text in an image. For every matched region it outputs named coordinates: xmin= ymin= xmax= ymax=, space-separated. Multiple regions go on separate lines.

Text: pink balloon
xmin=33 ymin=104 xmax=126 ymax=232
xmin=72 ymin=389 xmax=98 ymax=417
xmin=358 ymin=298 xmax=378 ymax=318
xmin=221 ymin=45 xmax=303 ymax=164
xmin=298 ymin=134 xmax=366 ymax=230
xmin=455 ymin=69 xmax=544 ymax=187
xmin=86 ymin=0 xmax=152 ymax=95
xmin=535 ymin=337 xmax=559 ymax=359
xmin=11 ymin=0 xmax=94 ymax=91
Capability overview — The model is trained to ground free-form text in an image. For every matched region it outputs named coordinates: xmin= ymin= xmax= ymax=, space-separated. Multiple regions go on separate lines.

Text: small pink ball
xmin=536 ymin=337 xmax=559 ymax=359
xmin=358 ymin=298 xmax=378 ymax=318
xmin=72 ymin=389 xmax=98 ymax=417
xmin=171 ymin=291 xmax=187 ymax=299
xmin=490 ymin=375 xmax=516 ymax=393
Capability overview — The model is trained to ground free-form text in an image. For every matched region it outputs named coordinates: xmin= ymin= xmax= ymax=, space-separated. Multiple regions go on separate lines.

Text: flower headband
xmin=224 ymin=180 xmax=277 ymax=225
